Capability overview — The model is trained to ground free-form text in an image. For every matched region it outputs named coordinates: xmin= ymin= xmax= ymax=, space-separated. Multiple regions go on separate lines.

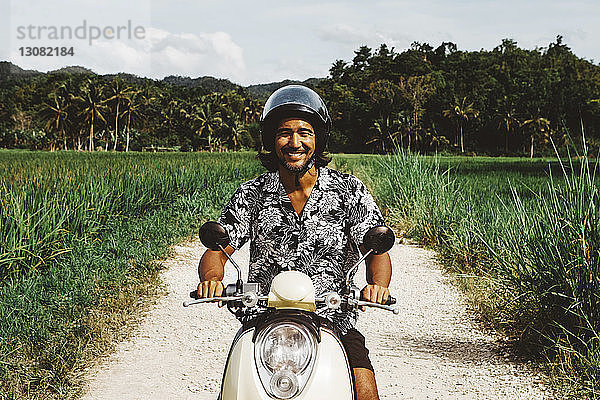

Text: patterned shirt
xmin=217 ymin=166 xmax=385 ymax=333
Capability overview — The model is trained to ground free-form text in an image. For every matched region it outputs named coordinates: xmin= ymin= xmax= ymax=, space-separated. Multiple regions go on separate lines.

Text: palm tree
xmin=121 ymin=92 xmax=143 ymax=152
xmin=428 ymin=134 xmax=450 ymax=152
xmin=55 ymin=78 xmax=80 ymax=150
xmin=243 ymin=98 xmax=262 ymax=124
xmin=41 ymin=92 xmax=70 ymax=150
xmin=521 ymin=117 xmax=550 ymax=158
xmin=138 ymin=82 xmax=157 ymax=119
xmin=182 ymin=101 xmax=222 ymax=151
xmin=367 ymin=117 xmax=400 ymax=153
xmin=197 ymin=103 xmax=223 ymax=152
xmin=497 ymin=111 xmax=520 ymax=153
xmin=160 ymin=98 xmax=183 ymax=144
xmin=222 ymin=116 xmax=247 ymax=151
xmin=443 ymin=97 xmax=480 ymax=153
xmin=105 ymin=78 xmax=134 ymax=151
xmin=74 ymin=79 xmax=107 ymax=151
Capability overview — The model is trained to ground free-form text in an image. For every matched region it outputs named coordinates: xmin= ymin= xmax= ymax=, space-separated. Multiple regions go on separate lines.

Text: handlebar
xmin=183 ymin=295 xmax=242 ymax=307
xmin=191 ymin=291 xmax=397 ymax=304
xmin=360 ymin=294 xmax=396 ymax=306
xmin=185 ymin=289 xmax=399 ymax=314
xmin=355 ymin=299 xmax=399 ymax=314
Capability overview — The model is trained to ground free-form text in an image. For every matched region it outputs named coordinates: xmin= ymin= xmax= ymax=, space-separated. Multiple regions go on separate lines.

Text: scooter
xmin=184 ymin=221 xmax=398 ymax=400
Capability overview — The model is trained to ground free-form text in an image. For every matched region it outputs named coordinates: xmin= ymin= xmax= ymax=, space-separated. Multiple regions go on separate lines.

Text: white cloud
xmin=8 ymin=26 xmax=247 ymax=82
xmin=4 ymin=0 xmax=600 ymax=84
xmin=146 ymin=28 xmax=246 ymax=82
xmin=317 ymin=23 xmax=411 ymax=51
xmin=317 ymin=24 xmax=373 ymax=45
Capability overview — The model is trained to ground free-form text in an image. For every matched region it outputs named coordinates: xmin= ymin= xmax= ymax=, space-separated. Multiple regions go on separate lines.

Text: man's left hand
xmin=361 ymin=284 xmax=390 ymax=305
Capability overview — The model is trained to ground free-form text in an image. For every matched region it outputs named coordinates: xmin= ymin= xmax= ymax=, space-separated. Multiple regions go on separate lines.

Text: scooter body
xmin=219 ymin=270 xmax=354 ymax=399
xmin=221 ymin=325 xmax=353 ymax=399
xmin=185 ymin=222 xmax=397 ymax=400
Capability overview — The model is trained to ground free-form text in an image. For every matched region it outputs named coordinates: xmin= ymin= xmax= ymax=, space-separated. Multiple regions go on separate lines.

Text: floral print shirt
xmin=218 ymin=167 xmax=385 ymax=334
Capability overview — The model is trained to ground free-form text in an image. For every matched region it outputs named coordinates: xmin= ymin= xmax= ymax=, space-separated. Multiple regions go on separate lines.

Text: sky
xmin=1 ymin=0 xmax=599 ymax=86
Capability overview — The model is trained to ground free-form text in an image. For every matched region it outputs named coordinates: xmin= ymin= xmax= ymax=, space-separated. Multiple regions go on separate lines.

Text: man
xmin=197 ymin=85 xmax=392 ymax=400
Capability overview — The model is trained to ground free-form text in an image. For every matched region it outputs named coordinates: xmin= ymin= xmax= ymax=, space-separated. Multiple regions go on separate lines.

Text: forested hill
xmin=318 ymin=37 xmax=600 ymax=155
xmin=246 ymin=78 xmax=324 ymax=100
xmin=0 ymin=61 xmax=40 ymax=77
xmin=0 ymin=61 xmax=323 ymax=99
xmin=1 ymin=36 xmax=599 ymax=156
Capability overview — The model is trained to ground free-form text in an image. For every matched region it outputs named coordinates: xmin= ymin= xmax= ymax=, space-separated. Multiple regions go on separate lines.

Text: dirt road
xmin=82 ymin=239 xmax=550 ymax=399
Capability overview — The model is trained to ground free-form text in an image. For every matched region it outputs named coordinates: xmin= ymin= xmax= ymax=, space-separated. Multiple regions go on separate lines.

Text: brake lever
xmin=355 ymin=300 xmax=399 ymax=314
xmin=183 ymin=296 xmax=242 ymax=307
xmin=358 ymin=293 xmax=396 ymax=306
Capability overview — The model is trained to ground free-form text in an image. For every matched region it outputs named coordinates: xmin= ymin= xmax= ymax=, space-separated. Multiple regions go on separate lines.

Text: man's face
xmin=274 ymin=118 xmax=316 ymax=172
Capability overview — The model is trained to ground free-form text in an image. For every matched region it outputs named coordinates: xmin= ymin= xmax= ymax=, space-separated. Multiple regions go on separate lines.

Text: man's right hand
xmin=198 ymin=246 xmax=233 ymax=307
xmin=197 ymin=280 xmax=224 ymax=299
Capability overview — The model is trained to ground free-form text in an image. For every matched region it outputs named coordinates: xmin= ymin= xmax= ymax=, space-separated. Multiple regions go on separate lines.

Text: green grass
xmin=0 ymin=150 xmax=262 ymax=398
xmin=3 ymin=149 xmax=599 ymax=398
xmin=335 ymin=151 xmax=600 ymax=398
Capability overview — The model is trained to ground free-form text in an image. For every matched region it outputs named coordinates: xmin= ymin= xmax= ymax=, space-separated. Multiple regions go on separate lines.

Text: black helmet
xmin=260 ymin=85 xmax=331 ymax=152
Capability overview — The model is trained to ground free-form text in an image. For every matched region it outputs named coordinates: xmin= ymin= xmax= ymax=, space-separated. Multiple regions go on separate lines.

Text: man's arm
xmin=360 ymin=246 xmax=392 ymax=304
xmin=197 ymin=245 xmax=235 ymax=298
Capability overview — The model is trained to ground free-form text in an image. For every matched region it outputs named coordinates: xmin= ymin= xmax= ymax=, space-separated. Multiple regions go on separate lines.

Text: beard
xmin=277 ymin=147 xmax=313 ymax=173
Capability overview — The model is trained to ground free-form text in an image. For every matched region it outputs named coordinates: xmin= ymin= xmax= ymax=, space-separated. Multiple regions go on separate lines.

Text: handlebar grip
xmin=360 ymin=293 xmax=396 ymax=306
xmin=190 ymin=290 xmax=200 ymax=299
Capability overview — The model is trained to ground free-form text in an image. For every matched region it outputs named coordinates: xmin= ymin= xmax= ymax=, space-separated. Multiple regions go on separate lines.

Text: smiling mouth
xmin=283 ymin=149 xmax=307 ymax=159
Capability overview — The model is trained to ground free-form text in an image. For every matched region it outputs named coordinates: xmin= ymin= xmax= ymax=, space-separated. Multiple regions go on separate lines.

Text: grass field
xmin=337 ymin=152 xmax=600 ymax=398
xmin=1 ymin=150 xmax=598 ymax=398
xmin=0 ymin=150 xmax=262 ymax=398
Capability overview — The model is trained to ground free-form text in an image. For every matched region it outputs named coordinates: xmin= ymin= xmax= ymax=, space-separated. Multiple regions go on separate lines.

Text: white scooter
xmin=184 ymin=221 xmax=398 ymax=400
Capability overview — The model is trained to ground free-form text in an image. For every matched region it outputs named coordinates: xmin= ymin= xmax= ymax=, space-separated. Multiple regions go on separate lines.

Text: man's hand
xmin=198 ymin=246 xmax=234 ymax=307
xmin=361 ymin=284 xmax=390 ymax=305
xmin=197 ymin=280 xmax=224 ymax=298
xmin=197 ymin=280 xmax=225 ymax=307
xmin=361 ymin=248 xmax=392 ymax=311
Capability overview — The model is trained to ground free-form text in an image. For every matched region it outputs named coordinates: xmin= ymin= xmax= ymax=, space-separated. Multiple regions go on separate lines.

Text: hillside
xmin=0 ymin=61 xmax=323 ymax=98
xmin=0 ymin=61 xmax=41 ymax=79
xmin=247 ymin=77 xmax=324 ymax=100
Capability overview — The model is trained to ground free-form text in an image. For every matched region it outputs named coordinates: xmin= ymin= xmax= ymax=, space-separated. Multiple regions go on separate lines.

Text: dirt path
xmin=82 ymin=239 xmax=551 ymax=399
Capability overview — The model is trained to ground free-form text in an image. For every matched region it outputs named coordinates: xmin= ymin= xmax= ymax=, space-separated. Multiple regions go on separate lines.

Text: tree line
xmin=317 ymin=36 xmax=600 ymax=156
xmin=1 ymin=36 xmax=599 ymax=156
xmin=0 ymin=70 xmax=263 ymax=152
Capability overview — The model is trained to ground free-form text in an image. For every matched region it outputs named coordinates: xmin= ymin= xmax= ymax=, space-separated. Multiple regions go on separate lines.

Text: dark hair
xmin=257 ymin=150 xmax=332 ymax=172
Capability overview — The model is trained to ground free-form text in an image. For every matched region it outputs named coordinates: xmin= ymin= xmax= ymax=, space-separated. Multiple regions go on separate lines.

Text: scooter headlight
xmin=259 ymin=323 xmax=313 ymax=373
xmin=255 ymin=322 xmax=317 ymax=398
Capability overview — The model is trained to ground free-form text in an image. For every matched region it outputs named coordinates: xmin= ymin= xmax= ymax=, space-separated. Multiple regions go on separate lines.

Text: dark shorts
xmin=339 ymin=328 xmax=374 ymax=372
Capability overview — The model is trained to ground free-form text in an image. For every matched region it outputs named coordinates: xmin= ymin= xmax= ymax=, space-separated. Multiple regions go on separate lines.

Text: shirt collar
xmin=263 ymin=171 xmax=280 ymax=193
xmin=263 ymin=167 xmax=328 ymax=194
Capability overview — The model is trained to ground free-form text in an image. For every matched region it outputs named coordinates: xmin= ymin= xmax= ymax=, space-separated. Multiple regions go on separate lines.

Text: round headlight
xmin=270 ymin=369 xmax=299 ymax=399
xmin=257 ymin=323 xmax=314 ymax=374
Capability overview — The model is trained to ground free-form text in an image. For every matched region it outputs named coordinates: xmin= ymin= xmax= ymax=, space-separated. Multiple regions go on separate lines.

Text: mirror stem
xmin=345 ymin=249 xmax=373 ymax=287
xmin=218 ymin=244 xmax=244 ymax=292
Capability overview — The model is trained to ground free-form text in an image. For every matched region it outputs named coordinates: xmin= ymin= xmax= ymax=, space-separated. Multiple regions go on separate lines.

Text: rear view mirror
xmin=363 ymin=226 xmax=395 ymax=255
xmin=199 ymin=221 xmax=231 ymax=251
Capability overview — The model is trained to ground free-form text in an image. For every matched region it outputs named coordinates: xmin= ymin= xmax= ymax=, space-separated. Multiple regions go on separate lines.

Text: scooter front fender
xmin=220 ymin=328 xmax=354 ymax=400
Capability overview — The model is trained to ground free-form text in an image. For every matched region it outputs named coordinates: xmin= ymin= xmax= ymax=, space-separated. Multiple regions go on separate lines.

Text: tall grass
xmin=0 ymin=152 xmax=261 ymax=280
xmin=343 ymin=149 xmax=600 ymax=397
xmin=0 ymin=151 xmax=262 ymax=398
xmin=483 ymin=150 xmax=600 ymax=395
xmin=340 ymin=152 xmax=460 ymax=244
xmin=4 ymin=149 xmax=598 ymax=397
